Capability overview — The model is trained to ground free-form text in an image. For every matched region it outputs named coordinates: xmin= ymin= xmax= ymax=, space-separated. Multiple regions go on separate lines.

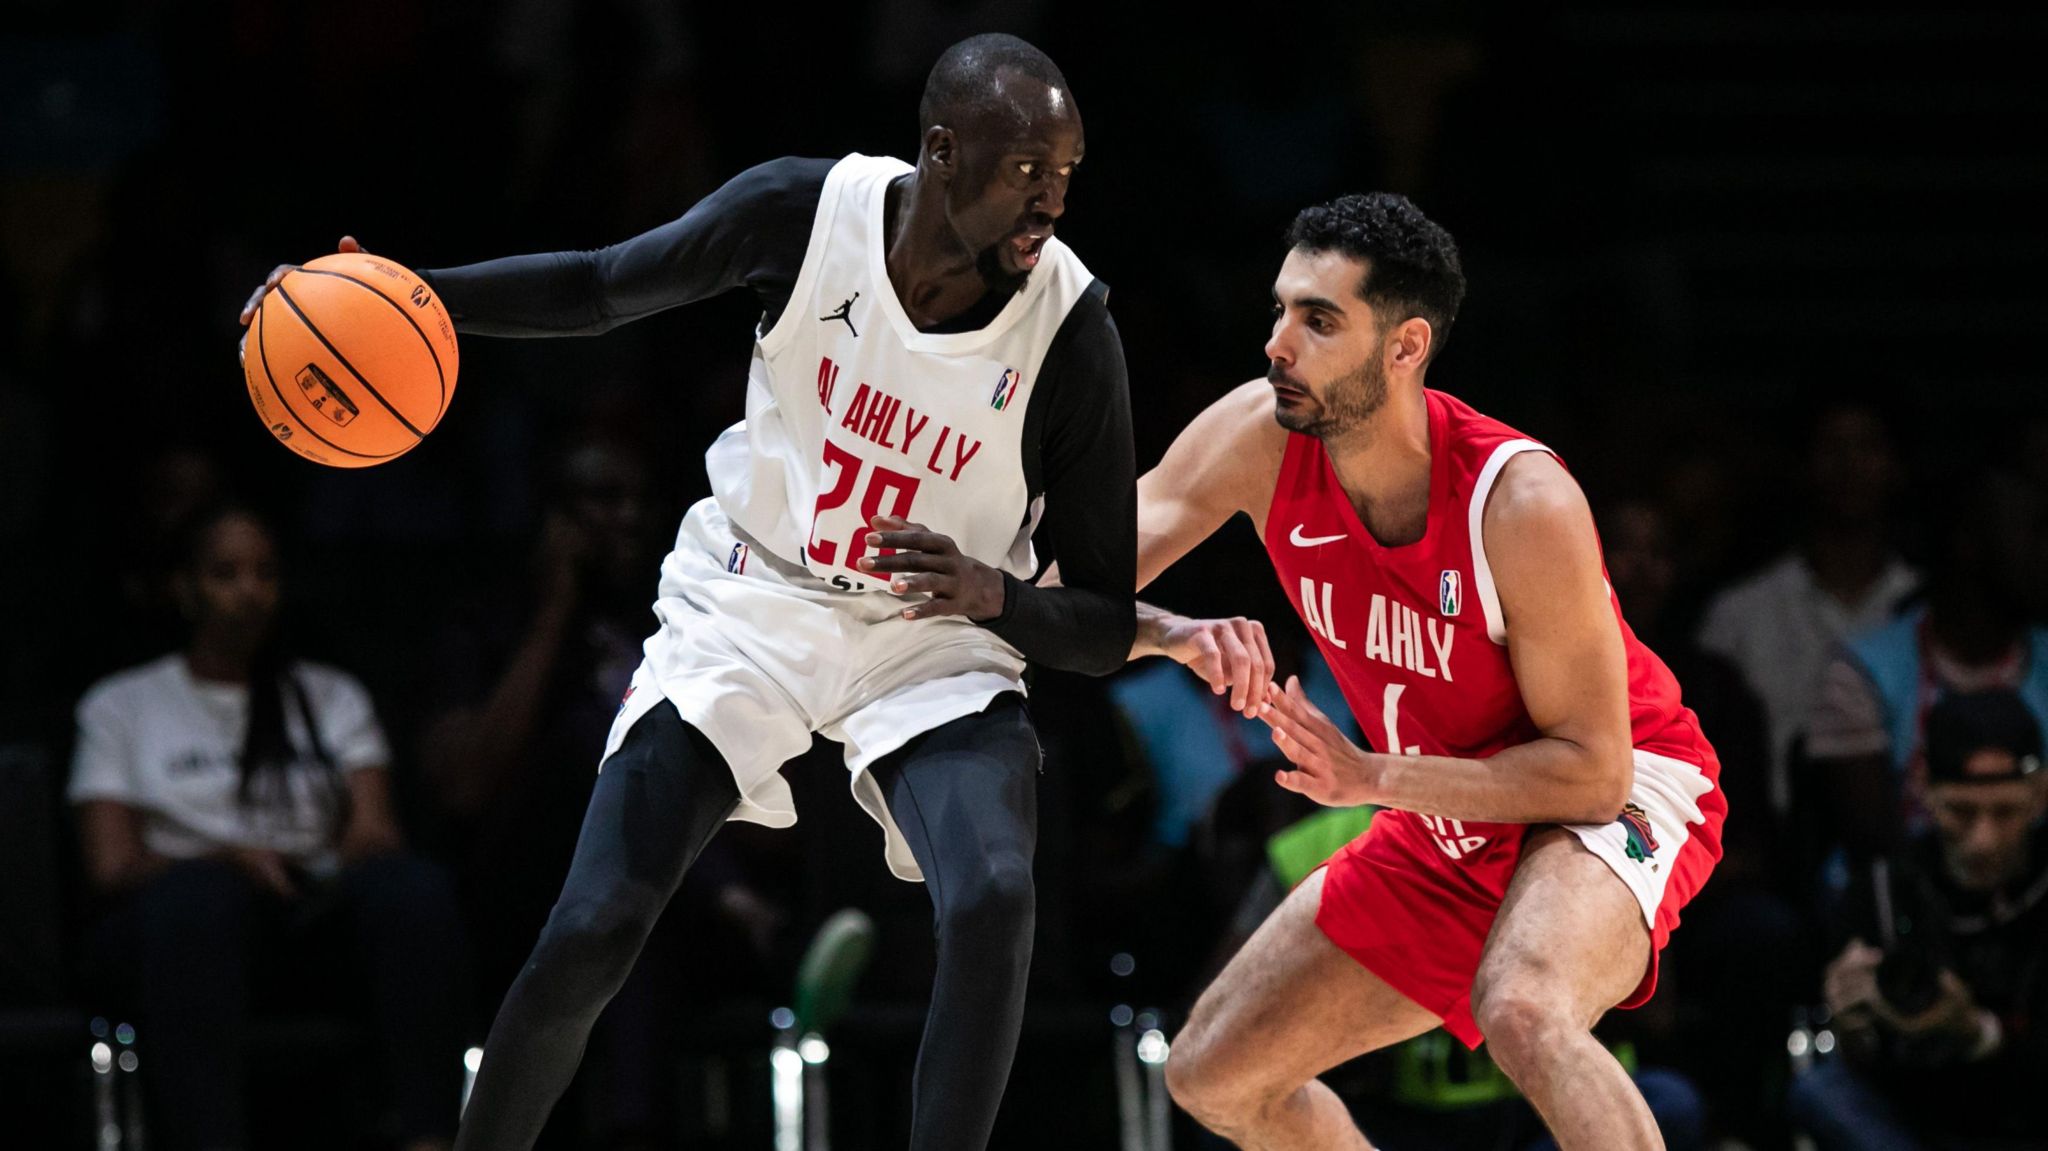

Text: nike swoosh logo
xmin=1289 ymin=525 xmax=1346 ymax=547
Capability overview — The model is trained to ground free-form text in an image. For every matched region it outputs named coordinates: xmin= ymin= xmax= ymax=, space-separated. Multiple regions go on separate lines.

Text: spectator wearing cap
xmin=1805 ymin=479 xmax=2048 ymax=853
xmin=1790 ymin=689 xmax=2048 ymax=1150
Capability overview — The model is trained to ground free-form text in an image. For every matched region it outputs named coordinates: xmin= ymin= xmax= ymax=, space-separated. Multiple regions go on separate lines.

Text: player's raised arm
xmin=1045 ymin=377 xmax=1284 ymax=709
xmin=1125 ymin=379 xmax=1289 ymax=712
xmin=239 ymin=157 xmax=830 ymax=338
xmin=415 ymin=157 xmax=829 ymax=337
xmin=1134 ymin=378 xmax=1285 ymax=591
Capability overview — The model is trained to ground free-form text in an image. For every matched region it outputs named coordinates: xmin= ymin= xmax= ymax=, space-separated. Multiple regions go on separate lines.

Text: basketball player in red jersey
xmin=1121 ymin=194 xmax=1726 ymax=1149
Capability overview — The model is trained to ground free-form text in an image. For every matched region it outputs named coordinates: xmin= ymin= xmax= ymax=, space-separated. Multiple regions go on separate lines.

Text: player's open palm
xmin=1155 ymin=613 xmax=1273 ymax=715
xmin=1261 ymin=675 xmax=1378 ymax=807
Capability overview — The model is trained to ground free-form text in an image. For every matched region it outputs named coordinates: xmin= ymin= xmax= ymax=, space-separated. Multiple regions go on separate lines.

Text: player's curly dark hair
xmin=919 ymin=33 xmax=1070 ymax=134
xmin=1286 ymin=193 xmax=1466 ymax=360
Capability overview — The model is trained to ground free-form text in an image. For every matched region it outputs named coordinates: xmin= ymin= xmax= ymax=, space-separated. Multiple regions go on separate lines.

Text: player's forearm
xmin=984 ymin=574 xmax=1135 ymax=677
xmin=419 ymin=253 xmax=631 ymax=337
xmin=1371 ymin=737 xmax=1632 ymax=825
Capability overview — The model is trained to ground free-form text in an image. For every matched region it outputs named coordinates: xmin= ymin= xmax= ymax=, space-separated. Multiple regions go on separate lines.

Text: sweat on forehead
xmin=918 ymin=33 xmax=1071 ymax=133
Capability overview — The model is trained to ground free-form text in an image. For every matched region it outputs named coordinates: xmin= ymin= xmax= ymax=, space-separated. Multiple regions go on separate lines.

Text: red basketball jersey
xmin=1262 ymin=388 xmax=1723 ymax=864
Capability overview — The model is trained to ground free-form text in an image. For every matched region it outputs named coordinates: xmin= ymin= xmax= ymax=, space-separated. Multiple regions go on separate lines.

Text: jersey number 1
xmin=1384 ymin=683 xmax=1488 ymax=862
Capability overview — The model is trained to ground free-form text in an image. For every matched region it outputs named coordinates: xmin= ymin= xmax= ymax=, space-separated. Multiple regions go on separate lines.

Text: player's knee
xmin=938 ymin=852 xmax=1035 ymax=943
xmin=1471 ymin=977 xmax=1572 ymax=1061
xmin=1163 ymin=1032 xmax=1261 ymax=1131
xmin=1162 ymin=1039 xmax=1220 ymax=1121
xmin=535 ymin=888 xmax=660 ymax=982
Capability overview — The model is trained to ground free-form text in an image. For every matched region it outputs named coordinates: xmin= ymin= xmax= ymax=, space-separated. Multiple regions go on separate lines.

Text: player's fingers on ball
xmin=338 ymin=235 xmax=360 ymax=252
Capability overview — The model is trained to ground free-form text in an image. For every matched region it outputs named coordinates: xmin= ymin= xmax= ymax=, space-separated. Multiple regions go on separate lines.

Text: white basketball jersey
xmin=703 ymin=153 xmax=1096 ymax=591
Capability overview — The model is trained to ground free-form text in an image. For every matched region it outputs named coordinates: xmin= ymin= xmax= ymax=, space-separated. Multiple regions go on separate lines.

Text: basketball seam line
xmin=274 ymin=282 xmax=427 ymax=440
xmin=295 ymin=267 xmax=448 ymax=411
xmin=256 ymin=303 xmax=400 ymax=460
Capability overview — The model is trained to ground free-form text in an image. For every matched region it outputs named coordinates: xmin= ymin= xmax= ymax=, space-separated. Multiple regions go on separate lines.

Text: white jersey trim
xmin=1468 ymin=438 xmax=1554 ymax=645
xmin=1563 ymin=747 xmax=1717 ymax=929
xmin=756 ymin=155 xmax=890 ymax=357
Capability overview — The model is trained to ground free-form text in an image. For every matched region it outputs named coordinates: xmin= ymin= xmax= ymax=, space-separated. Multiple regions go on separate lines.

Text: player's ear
xmin=1389 ymin=316 xmax=1433 ymax=372
xmin=922 ymin=126 xmax=957 ymax=181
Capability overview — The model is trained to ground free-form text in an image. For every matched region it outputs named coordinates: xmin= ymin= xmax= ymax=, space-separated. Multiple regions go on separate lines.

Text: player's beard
xmin=976 ymin=242 xmax=1032 ymax=296
xmin=1271 ymin=345 xmax=1388 ymax=439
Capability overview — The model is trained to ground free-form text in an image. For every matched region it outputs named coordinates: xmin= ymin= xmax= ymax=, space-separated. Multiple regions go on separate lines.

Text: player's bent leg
xmin=1166 ymin=867 xmax=1441 ymax=1150
xmin=1470 ymin=827 xmax=1659 ymax=1151
xmin=869 ymin=694 xmax=1039 ymax=1151
xmin=454 ymin=700 xmax=742 ymax=1151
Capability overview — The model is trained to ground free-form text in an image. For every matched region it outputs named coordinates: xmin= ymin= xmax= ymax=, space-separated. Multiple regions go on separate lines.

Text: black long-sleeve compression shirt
xmin=419 ymin=157 xmax=1135 ymax=676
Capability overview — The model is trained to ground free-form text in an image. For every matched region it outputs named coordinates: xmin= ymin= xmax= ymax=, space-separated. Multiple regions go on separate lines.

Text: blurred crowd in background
xmin=3 ymin=2 xmax=2046 ymax=1149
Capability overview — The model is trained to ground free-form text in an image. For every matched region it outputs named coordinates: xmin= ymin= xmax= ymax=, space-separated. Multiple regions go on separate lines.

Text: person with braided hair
xmin=70 ymin=503 xmax=467 ymax=1151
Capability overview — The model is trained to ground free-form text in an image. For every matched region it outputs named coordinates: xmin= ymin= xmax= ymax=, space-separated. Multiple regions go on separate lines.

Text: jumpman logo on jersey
xmin=821 ymin=292 xmax=860 ymax=337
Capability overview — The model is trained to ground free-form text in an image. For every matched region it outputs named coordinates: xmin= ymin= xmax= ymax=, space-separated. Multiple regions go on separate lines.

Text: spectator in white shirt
xmin=1698 ymin=403 xmax=1918 ymax=820
xmin=70 ymin=504 xmax=465 ymax=1151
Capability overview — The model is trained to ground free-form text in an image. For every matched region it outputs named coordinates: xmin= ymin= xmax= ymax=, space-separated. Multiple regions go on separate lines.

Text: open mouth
xmin=1010 ymin=226 xmax=1051 ymax=269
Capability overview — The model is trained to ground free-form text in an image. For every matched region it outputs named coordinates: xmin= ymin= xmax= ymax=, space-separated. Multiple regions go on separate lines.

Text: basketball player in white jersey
xmin=240 ymin=34 xmax=1133 ymax=1151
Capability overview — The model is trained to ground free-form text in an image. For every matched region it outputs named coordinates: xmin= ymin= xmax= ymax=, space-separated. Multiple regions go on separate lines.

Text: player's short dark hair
xmin=919 ymin=33 xmax=1070 ymax=135
xmin=1287 ymin=193 xmax=1466 ymax=358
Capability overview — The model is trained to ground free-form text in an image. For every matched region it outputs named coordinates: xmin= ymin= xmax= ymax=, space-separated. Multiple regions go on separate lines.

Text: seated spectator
xmin=1791 ymin=689 xmax=2048 ymax=1149
xmin=69 ymin=503 xmax=466 ymax=1151
xmin=1807 ymin=486 xmax=2048 ymax=852
xmin=1697 ymin=402 xmax=1917 ymax=823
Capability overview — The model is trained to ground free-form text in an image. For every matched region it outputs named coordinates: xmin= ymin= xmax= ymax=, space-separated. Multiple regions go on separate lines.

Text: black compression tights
xmin=452 ymin=694 xmax=1041 ymax=1151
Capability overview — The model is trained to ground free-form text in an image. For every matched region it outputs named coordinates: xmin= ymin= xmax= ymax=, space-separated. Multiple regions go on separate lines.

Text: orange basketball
xmin=241 ymin=251 xmax=459 ymax=467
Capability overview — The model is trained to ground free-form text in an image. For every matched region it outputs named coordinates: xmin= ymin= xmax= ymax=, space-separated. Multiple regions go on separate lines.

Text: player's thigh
xmin=1174 ymin=867 xmax=1441 ymax=1096
xmin=1472 ymin=826 xmax=1650 ymax=1029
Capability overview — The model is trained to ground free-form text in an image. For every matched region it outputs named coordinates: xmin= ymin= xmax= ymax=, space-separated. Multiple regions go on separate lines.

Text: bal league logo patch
xmin=615 ymin=684 xmax=635 ymax=717
xmin=726 ymin=542 xmax=749 ymax=574
xmin=1619 ymin=802 xmax=1660 ymax=867
xmin=1439 ymin=569 xmax=1462 ymax=617
xmin=990 ymin=367 xmax=1022 ymax=411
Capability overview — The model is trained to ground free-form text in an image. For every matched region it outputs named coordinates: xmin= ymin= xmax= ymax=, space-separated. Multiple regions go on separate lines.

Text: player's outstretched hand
xmin=858 ymin=515 xmax=1007 ymax=621
xmin=1261 ymin=675 xmax=1380 ymax=807
xmin=1153 ymin=613 xmax=1274 ymax=715
xmin=238 ymin=235 xmax=364 ymax=326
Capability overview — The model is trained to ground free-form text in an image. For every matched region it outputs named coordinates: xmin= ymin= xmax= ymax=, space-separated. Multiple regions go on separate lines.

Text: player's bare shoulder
xmin=1481 ymin=451 xmax=1605 ymax=621
xmin=1482 ymin=452 xmax=1594 ymax=549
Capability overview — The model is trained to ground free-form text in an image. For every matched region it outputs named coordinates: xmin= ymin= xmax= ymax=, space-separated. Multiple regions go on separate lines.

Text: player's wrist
xmin=1130 ymin=602 xmax=1179 ymax=660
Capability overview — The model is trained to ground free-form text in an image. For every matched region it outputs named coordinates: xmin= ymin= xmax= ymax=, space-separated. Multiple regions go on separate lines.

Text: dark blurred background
xmin=4 ymin=2 xmax=2047 ymax=1149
